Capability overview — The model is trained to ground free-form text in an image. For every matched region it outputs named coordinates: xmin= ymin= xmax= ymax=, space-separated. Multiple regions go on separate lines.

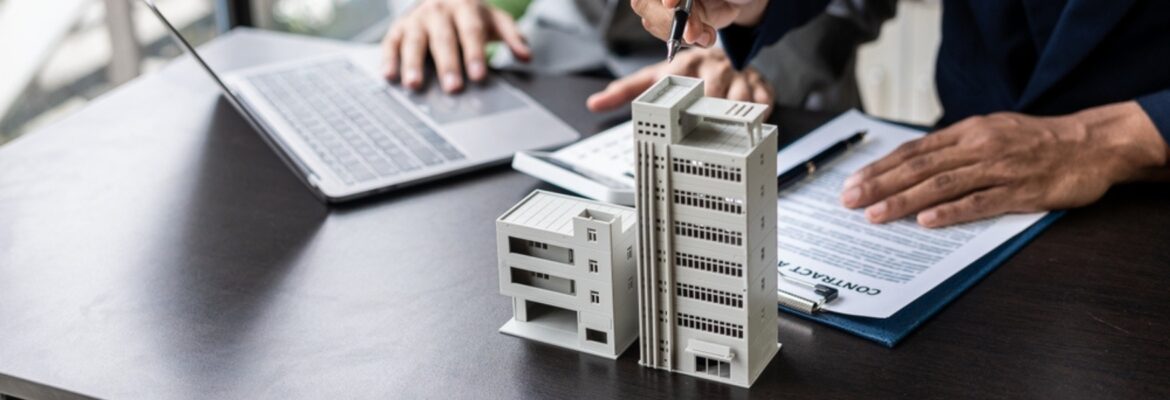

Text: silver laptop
xmin=143 ymin=1 xmax=579 ymax=203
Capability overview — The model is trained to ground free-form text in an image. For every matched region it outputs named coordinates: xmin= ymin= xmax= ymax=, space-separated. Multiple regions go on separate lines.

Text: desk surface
xmin=2 ymin=29 xmax=1169 ymax=400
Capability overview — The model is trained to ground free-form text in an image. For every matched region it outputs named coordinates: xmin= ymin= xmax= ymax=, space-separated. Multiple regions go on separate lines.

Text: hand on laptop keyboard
xmin=381 ymin=0 xmax=532 ymax=93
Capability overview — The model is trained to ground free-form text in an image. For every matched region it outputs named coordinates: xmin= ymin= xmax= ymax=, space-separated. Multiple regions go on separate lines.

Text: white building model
xmin=632 ymin=75 xmax=780 ymax=387
xmin=496 ymin=190 xmax=640 ymax=359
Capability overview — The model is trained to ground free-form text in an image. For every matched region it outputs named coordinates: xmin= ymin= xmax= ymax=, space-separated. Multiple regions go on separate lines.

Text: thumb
xmin=587 ymin=68 xmax=660 ymax=112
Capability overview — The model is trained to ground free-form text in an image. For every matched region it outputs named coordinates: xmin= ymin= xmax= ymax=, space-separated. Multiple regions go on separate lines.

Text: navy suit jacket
xmin=721 ymin=0 xmax=1170 ymax=144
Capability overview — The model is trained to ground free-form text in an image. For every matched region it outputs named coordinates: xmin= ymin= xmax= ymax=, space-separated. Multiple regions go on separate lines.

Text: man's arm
xmin=1136 ymin=89 xmax=1170 ymax=149
xmin=719 ymin=0 xmax=830 ymax=69
xmin=747 ymin=0 xmax=896 ymax=110
xmin=630 ymin=0 xmax=837 ymax=69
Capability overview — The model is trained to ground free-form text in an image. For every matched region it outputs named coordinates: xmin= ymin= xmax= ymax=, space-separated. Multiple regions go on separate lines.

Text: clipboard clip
xmin=777 ymin=271 xmax=840 ymax=314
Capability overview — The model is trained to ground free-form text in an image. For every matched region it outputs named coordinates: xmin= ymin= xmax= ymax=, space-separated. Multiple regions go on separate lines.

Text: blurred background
xmin=0 ymin=0 xmax=939 ymax=147
xmin=0 ymin=0 xmax=390 ymax=146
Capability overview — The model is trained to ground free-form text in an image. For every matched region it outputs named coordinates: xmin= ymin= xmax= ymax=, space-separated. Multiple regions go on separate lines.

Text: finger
xmin=681 ymin=1 xmax=717 ymax=47
xmin=453 ymin=7 xmax=488 ymax=81
xmin=663 ymin=0 xmax=681 ymax=7
xmin=845 ymin=130 xmax=961 ymax=188
xmin=748 ymin=70 xmax=776 ymax=107
xmin=425 ymin=10 xmax=464 ymax=93
xmin=490 ymin=9 xmax=530 ymax=61
xmin=916 ymin=186 xmax=1016 ymax=228
xmin=701 ymin=25 xmax=717 ymax=47
xmin=633 ymin=0 xmax=674 ymax=40
xmin=683 ymin=12 xmax=712 ymax=47
xmin=698 ymin=59 xmax=734 ymax=98
xmin=586 ymin=67 xmax=660 ymax=112
xmin=669 ymin=50 xmax=704 ymax=75
xmin=843 ymin=146 xmax=983 ymax=209
xmin=752 ymin=84 xmax=772 ymax=104
xmin=861 ymin=164 xmax=994 ymax=224
xmin=382 ymin=25 xmax=405 ymax=79
xmin=855 ymin=116 xmax=994 ymax=182
xmin=726 ymin=77 xmax=752 ymax=102
xmin=400 ymin=21 xmax=427 ymax=90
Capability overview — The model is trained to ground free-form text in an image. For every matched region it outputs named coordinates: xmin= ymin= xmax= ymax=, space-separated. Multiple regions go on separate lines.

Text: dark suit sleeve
xmin=719 ymin=0 xmax=831 ymax=69
xmin=1137 ymin=89 xmax=1170 ymax=145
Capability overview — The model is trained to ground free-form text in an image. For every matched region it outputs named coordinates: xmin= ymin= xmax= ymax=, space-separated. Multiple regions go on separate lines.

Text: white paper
xmin=776 ymin=110 xmax=1047 ymax=318
xmin=551 ymin=121 xmax=636 ymax=187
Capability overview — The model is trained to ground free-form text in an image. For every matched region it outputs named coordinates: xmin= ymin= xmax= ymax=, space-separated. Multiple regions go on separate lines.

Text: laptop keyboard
xmin=247 ymin=59 xmax=465 ymax=185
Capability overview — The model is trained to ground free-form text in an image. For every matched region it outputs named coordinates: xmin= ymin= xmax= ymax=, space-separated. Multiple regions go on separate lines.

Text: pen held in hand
xmin=666 ymin=0 xmax=694 ymax=62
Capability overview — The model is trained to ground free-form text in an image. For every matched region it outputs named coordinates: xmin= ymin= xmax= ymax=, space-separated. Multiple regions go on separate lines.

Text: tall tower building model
xmin=633 ymin=75 xmax=780 ymax=387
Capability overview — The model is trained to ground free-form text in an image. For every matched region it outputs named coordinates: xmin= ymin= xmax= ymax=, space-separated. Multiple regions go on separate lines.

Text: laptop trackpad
xmin=393 ymin=77 xmax=573 ymax=158
xmin=396 ymin=78 xmax=527 ymax=125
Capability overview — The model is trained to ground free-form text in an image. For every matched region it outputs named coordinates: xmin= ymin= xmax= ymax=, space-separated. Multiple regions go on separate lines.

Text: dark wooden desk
xmin=1 ymin=29 xmax=1168 ymax=400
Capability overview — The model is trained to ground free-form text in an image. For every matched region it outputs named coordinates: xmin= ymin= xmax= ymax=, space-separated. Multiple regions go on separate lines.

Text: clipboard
xmin=780 ymin=211 xmax=1062 ymax=347
xmin=774 ymin=115 xmax=1064 ymax=347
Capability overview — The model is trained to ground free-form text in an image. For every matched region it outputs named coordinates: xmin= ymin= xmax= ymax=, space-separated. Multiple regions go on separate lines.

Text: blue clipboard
xmin=779 ymin=211 xmax=1064 ymax=347
xmin=776 ymin=116 xmax=1064 ymax=347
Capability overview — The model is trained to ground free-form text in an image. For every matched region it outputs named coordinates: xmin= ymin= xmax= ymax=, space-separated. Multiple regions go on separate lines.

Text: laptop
xmin=142 ymin=0 xmax=579 ymax=203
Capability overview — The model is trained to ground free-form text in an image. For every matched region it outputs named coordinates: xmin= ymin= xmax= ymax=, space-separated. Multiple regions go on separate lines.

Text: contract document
xmin=776 ymin=110 xmax=1048 ymax=318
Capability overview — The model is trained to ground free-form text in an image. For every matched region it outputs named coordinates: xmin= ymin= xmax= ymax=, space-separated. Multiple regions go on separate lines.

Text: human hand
xmin=629 ymin=0 xmax=769 ymax=48
xmin=840 ymin=102 xmax=1168 ymax=228
xmin=382 ymin=0 xmax=531 ymax=93
xmin=586 ymin=47 xmax=774 ymax=115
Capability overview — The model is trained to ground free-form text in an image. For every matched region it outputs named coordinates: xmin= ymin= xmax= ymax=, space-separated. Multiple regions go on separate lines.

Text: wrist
xmin=1068 ymin=101 xmax=1169 ymax=183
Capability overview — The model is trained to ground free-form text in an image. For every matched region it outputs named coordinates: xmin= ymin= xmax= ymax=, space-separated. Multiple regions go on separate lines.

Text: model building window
xmin=586 ymin=328 xmax=608 ymax=344
xmin=677 ymin=313 xmax=744 ymax=338
xmin=673 ymin=221 xmax=743 ymax=246
xmin=587 ymin=228 xmax=597 ymax=242
xmin=508 ymin=237 xmax=574 ymax=265
xmin=589 ymin=259 xmax=599 ymax=273
xmin=676 ymin=283 xmax=743 ymax=308
xmin=672 ymin=189 xmax=743 ymax=214
xmin=590 ymin=291 xmax=600 ymax=304
xmin=695 ymin=356 xmax=731 ymax=378
xmin=675 ymin=251 xmax=743 ymax=277
xmin=671 ymin=157 xmax=742 ymax=182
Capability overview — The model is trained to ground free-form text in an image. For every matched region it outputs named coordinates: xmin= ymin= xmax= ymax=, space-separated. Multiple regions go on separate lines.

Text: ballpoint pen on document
xmin=777 ymin=130 xmax=867 ymax=192
xmin=666 ymin=0 xmax=694 ymax=62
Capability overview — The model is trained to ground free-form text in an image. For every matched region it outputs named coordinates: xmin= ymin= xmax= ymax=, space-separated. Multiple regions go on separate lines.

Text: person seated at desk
xmin=632 ymin=0 xmax=1170 ymax=228
xmin=379 ymin=0 xmax=894 ymax=116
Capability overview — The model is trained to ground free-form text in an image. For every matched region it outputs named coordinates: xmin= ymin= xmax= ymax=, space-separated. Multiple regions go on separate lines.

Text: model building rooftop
xmin=634 ymin=75 xmax=702 ymax=106
xmin=499 ymin=190 xmax=636 ymax=235
xmin=677 ymin=119 xmax=778 ymax=155
xmin=685 ymin=97 xmax=768 ymax=125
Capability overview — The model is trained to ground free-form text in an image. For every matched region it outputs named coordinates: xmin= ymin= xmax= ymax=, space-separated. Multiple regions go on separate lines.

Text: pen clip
xmin=777 ymin=270 xmax=839 ymax=314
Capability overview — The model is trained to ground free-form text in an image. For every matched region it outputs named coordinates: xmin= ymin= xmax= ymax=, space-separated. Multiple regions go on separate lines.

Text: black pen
xmin=777 ymin=130 xmax=867 ymax=191
xmin=666 ymin=0 xmax=694 ymax=62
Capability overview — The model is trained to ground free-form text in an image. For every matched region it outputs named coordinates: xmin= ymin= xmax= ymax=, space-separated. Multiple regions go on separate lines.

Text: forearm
xmin=719 ymin=0 xmax=830 ymax=69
